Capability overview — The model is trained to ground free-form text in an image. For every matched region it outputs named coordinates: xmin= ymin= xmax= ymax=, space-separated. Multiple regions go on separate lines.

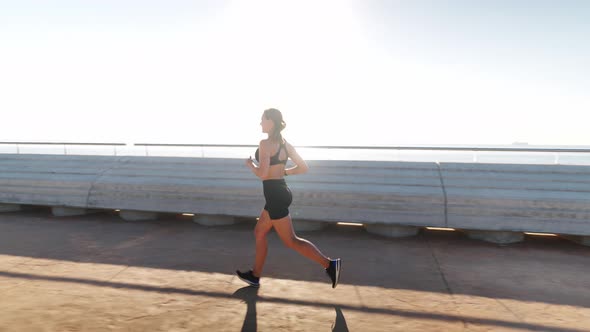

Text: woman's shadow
xmin=232 ymin=286 xmax=349 ymax=332
xmin=232 ymin=286 xmax=259 ymax=332
xmin=332 ymin=306 xmax=350 ymax=332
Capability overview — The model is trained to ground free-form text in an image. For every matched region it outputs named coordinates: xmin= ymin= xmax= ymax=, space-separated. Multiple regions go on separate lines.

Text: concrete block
xmin=464 ymin=230 xmax=524 ymax=244
xmin=560 ymin=235 xmax=590 ymax=247
xmin=193 ymin=215 xmax=236 ymax=226
xmin=365 ymin=224 xmax=419 ymax=238
xmin=52 ymin=207 xmax=90 ymax=217
xmin=119 ymin=210 xmax=158 ymax=221
xmin=293 ymin=220 xmax=326 ymax=232
xmin=0 ymin=204 xmax=22 ymax=212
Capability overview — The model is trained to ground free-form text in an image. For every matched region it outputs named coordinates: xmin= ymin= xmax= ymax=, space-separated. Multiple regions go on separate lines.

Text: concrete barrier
xmin=0 ymin=154 xmax=445 ymax=228
xmin=440 ymin=163 xmax=590 ymax=243
xmin=86 ymin=156 xmax=264 ymax=218
xmin=1 ymin=154 xmax=589 ymax=245
xmin=89 ymin=157 xmax=446 ymax=230
xmin=0 ymin=154 xmax=119 ymax=210
xmin=287 ymin=160 xmax=446 ymax=225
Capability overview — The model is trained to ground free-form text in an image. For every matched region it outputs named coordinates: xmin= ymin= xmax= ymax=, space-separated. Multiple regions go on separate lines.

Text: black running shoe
xmin=236 ymin=270 xmax=260 ymax=288
xmin=325 ymin=258 xmax=341 ymax=288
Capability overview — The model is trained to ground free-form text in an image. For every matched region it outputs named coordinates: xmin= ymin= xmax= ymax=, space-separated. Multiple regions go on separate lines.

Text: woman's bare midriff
xmin=261 ymin=164 xmax=286 ymax=180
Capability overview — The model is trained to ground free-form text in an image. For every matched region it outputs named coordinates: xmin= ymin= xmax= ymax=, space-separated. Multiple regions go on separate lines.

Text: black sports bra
xmin=255 ymin=140 xmax=289 ymax=165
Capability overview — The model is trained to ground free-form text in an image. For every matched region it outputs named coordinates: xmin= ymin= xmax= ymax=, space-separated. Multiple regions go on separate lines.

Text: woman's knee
xmin=254 ymin=223 xmax=271 ymax=240
xmin=254 ymin=227 xmax=269 ymax=240
xmin=254 ymin=210 xmax=272 ymax=238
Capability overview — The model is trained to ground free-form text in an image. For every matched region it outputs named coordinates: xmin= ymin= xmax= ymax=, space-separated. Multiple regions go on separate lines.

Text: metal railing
xmin=1 ymin=141 xmax=590 ymax=164
xmin=135 ymin=143 xmax=590 ymax=153
xmin=0 ymin=141 xmax=127 ymax=156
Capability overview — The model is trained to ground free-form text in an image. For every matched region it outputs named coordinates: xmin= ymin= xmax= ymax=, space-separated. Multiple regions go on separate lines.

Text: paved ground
xmin=0 ymin=208 xmax=589 ymax=332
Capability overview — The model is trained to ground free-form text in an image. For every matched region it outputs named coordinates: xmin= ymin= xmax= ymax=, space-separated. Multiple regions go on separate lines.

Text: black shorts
xmin=263 ymin=179 xmax=293 ymax=220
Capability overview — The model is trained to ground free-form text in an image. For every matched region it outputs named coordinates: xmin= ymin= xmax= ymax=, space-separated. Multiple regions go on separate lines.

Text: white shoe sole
xmin=334 ymin=259 xmax=341 ymax=288
xmin=237 ymin=275 xmax=260 ymax=288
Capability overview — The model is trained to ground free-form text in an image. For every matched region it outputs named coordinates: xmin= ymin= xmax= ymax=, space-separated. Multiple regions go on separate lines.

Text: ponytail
xmin=264 ymin=108 xmax=286 ymax=143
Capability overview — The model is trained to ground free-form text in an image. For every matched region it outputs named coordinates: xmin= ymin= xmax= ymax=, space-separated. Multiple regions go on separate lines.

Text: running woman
xmin=236 ymin=108 xmax=341 ymax=288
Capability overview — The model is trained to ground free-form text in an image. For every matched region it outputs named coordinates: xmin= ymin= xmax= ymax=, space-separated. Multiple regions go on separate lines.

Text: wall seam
xmin=435 ymin=162 xmax=449 ymax=228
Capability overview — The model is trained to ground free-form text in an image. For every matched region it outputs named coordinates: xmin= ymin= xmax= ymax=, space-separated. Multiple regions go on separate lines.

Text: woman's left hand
xmin=245 ymin=156 xmax=253 ymax=168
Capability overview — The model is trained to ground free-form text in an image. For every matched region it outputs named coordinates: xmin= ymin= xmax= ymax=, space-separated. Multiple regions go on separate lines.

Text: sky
xmin=1 ymin=0 xmax=589 ymax=146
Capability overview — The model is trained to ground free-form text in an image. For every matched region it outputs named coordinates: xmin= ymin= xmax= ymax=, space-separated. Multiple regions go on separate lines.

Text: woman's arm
xmin=245 ymin=140 xmax=270 ymax=179
xmin=284 ymin=142 xmax=308 ymax=176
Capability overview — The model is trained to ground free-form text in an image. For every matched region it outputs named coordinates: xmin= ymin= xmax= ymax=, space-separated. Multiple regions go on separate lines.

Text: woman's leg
xmin=252 ymin=209 xmax=274 ymax=277
xmin=272 ymin=215 xmax=331 ymax=268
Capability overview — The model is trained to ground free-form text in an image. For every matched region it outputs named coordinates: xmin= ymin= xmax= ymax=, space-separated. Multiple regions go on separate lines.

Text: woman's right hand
xmin=245 ymin=156 xmax=253 ymax=168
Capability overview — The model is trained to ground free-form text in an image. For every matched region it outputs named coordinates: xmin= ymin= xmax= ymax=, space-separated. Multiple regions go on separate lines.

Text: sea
xmin=1 ymin=142 xmax=589 ymax=165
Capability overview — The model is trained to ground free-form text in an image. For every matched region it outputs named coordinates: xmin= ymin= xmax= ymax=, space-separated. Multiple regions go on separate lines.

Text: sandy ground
xmin=0 ymin=208 xmax=589 ymax=332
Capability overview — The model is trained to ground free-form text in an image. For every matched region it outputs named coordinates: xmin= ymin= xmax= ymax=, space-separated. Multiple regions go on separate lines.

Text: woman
xmin=236 ymin=108 xmax=341 ymax=288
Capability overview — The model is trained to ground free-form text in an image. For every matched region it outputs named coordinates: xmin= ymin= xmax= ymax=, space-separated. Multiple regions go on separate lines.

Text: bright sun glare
xmin=1 ymin=1 xmax=588 ymax=146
